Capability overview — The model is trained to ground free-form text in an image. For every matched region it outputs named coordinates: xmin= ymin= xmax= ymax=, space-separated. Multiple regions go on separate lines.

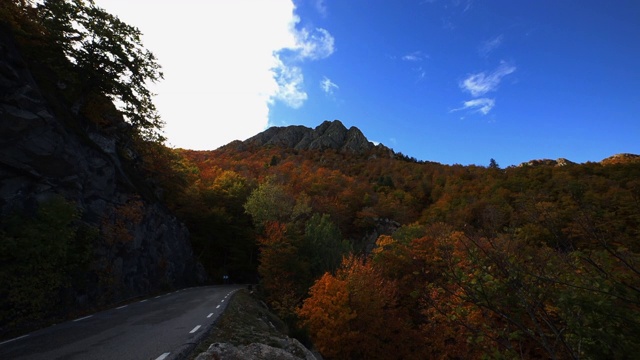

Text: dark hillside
xmin=0 ymin=1 xmax=203 ymax=338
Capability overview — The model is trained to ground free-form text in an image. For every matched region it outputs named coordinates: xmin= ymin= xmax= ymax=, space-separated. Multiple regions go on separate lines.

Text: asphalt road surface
xmin=0 ymin=285 xmax=244 ymax=360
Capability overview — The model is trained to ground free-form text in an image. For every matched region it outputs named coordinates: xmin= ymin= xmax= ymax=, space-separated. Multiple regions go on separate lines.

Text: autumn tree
xmin=298 ymin=256 xmax=423 ymax=360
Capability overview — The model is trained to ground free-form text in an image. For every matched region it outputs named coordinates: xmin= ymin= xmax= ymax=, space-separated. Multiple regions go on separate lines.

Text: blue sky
xmin=95 ymin=0 xmax=639 ymax=166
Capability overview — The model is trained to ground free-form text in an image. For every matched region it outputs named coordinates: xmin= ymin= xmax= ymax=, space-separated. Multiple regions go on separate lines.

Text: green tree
xmin=301 ymin=213 xmax=350 ymax=278
xmin=244 ymin=177 xmax=295 ymax=228
xmin=0 ymin=197 xmax=94 ymax=327
xmin=37 ymin=0 xmax=164 ymax=140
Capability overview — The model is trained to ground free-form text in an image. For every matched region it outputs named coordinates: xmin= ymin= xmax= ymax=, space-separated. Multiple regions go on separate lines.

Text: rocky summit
xmin=235 ymin=120 xmax=379 ymax=154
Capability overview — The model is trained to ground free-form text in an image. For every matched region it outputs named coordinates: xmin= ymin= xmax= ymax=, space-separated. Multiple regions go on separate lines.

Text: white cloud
xmin=402 ymin=51 xmax=428 ymax=62
xmin=293 ymin=25 xmax=335 ymax=60
xmin=452 ymin=98 xmax=495 ymax=115
xmin=268 ymin=15 xmax=335 ymax=109
xmin=462 ymin=0 xmax=474 ymax=12
xmin=460 ymin=61 xmax=516 ymax=96
xmin=314 ymin=0 xmax=328 ymax=17
xmin=479 ymin=35 xmax=503 ymax=57
xmin=320 ymin=76 xmax=339 ymax=95
xmin=93 ymin=0 xmax=334 ymax=150
xmin=273 ymin=63 xmax=307 ymax=108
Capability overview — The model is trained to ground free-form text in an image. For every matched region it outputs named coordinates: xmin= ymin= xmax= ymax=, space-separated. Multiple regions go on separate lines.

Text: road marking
xmin=155 ymin=352 xmax=170 ymax=360
xmin=189 ymin=325 xmax=201 ymax=334
xmin=73 ymin=315 xmax=93 ymax=322
xmin=221 ymin=300 xmax=224 ymax=303
xmin=207 ymin=313 xmax=213 ymax=318
xmin=155 ymin=295 xmax=161 ymax=299
xmin=0 ymin=334 xmax=29 ymax=346
xmin=116 ymin=305 xmax=128 ymax=310
xmin=140 ymin=299 xmax=147 ymax=303
xmin=216 ymin=305 xmax=220 ymax=309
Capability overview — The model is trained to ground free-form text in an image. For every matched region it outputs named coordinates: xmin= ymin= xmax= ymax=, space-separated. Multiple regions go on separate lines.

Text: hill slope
xmin=176 ymin=122 xmax=640 ymax=359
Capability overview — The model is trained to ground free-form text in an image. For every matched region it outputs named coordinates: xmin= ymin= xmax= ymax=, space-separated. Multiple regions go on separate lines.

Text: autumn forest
xmin=145 ymin=140 xmax=640 ymax=359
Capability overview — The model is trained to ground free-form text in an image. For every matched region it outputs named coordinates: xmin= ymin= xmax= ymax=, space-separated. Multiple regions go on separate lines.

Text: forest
xmin=158 ymin=143 xmax=640 ymax=359
xmin=2 ymin=1 xmax=640 ymax=358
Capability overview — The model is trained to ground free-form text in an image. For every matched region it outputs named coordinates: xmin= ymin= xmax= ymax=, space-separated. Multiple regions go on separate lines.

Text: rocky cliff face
xmin=0 ymin=24 xmax=203 ymax=310
xmin=238 ymin=120 xmax=380 ymax=154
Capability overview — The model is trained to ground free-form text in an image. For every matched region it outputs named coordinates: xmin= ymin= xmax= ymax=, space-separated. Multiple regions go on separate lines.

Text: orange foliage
xmin=296 ymin=273 xmax=356 ymax=358
xmin=298 ymin=256 xmax=424 ymax=360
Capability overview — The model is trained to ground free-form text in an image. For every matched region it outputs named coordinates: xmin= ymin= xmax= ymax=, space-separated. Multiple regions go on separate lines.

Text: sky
xmin=93 ymin=0 xmax=640 ymax=166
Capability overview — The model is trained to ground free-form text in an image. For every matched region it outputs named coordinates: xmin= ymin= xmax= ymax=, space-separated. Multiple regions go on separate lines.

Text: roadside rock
xmin=192 ymin=290 xmax=320 ymax=360
xmin=195 ymin=340 xmax=317 ymax=360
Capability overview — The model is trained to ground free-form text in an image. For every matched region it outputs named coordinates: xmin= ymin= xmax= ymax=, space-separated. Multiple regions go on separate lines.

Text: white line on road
xmin=207 ymin=313 xmax=213 ymax=318
xmin=73 ymin=315 xmax=93 ymax=322
xmin=221 ymin=300 xmax=224 ymax=303
xmin=189 ymin=325 xmax=201 ymax=334
xmin=155 ymin=352 xmax=170 ymax=360
xmin=155 ymin=295 xmax=161 ymax=299
xmin=116 ymin=305 xmax=128 ymax=310
xmin=0 ymin=334 xmax=29 ymax=346
xmin=140 ymin=299 xmax=147 ymax=303
xmin=216 ymin=305 xmax=220 ymax=309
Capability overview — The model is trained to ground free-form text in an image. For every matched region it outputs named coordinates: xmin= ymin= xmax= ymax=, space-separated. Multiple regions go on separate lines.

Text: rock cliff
xmin=0 ymin=22 xmax=203 ymax=321
xmin=237 ymin=119 xmax=381 ymax=154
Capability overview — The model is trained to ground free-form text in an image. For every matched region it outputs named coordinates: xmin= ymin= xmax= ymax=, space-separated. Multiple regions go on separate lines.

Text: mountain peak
xmin=600 ymin=153 xmax=640 ymax=165
xmin=237 ymin=120 xmax=380 ymax=154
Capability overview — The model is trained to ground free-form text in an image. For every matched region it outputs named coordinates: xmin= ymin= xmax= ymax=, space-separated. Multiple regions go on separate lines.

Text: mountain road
xmin=0 ymin=285 xmax=244 ymax=360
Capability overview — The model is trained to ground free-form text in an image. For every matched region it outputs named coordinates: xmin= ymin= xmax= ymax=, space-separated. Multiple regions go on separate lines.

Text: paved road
xmin=0 ymin=285 xmax=244 ymax=360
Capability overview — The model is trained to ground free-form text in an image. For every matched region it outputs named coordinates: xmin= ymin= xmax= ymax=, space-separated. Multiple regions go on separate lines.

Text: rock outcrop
xmin=600 ymin=153 xmax=640 ymax=165
xmin=0 ymin=22 xmax=203 ymax=311
xmin=195 ymin=341 xmax=317 ymax=360
xmin=518 ymin=158 xmax=575 ymax=167
xmin=238 ymin=120 xmax=379 ymax=154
